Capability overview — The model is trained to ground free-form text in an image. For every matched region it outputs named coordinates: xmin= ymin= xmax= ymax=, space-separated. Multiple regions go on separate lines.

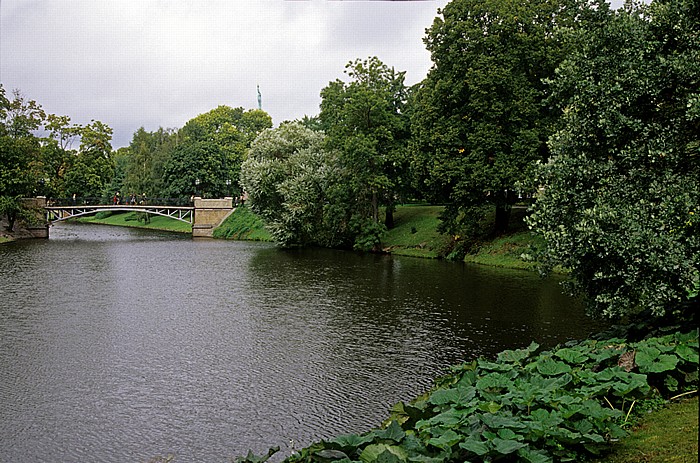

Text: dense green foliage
xmin=320 ymin=57 xmax=412 ymax=250
xmin=161 ymin=106 xmax=271 ymax=199
xmin=0 ymin=88 xmax=44 ymax=230
xmin=240 ymin=122 xmax=345 ymax=247
xmin=410 ymin=0 xmax=587 ymax=237
xmin=0 ymin=84 xmax=116 ymax=216
xmin=243 ymin=330 xmax=698 ymax=463
xmin=527 ymin=0 xmax=700 ymax=319
xmin=120 ymin=127 xmax=178 ymax=198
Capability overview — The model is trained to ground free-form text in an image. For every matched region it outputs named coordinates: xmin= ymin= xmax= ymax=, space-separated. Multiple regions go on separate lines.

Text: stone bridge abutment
xmin=191 ymin=197 xmax=235 ymax=238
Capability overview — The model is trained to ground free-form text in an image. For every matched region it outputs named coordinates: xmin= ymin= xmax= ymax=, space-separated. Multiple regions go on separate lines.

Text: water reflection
xmin=0 ymin=223 xmax=604 ymax=462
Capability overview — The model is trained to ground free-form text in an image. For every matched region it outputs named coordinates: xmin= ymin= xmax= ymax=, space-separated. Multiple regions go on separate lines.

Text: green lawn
xmin=591 ymin=397 xmax=698 ymax=463
xmin=381 ymin=205 xmax=450 ymax=258
xmin=76 ymin=211 xmax=192 ymax=233
xmin=463 ymin=230 xmax=540 ymax=269
xmin=212 ymin=206 xmax=272 ymax=241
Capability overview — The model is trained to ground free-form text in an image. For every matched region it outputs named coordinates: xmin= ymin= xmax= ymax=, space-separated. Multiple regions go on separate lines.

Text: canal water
xmin=0 ymin=223 xmax=603 ymax=462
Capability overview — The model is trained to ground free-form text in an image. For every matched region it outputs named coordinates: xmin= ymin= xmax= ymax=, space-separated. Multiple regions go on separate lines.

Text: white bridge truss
xmin=45 ymin=205 xmax=194 ymax=224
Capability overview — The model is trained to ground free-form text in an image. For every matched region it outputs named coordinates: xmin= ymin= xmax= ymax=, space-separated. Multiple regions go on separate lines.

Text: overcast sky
xmin=2 ymin=0 xmax=626 ymax=149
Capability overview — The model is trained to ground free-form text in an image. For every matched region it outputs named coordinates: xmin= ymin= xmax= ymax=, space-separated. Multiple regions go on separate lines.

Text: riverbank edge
xmin=0 ymin=216 xmax=45 ymax=243
xmin=238 ymin=330 xmax=697 ymax=463
xmin=215 ymin=204 xmax=538 ymax=269
xmin=214 ymin=207 xmax=698 ymax=462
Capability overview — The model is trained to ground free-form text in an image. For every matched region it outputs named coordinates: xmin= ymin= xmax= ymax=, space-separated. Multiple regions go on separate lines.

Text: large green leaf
xmin=424 ymin=408 xmax=470 ymax=427
xmin=479 ymin=413 xmax=527 ymax=430
xmin=555 ymin=347 xmax=590 ymax=364
xmin=674 ymin=344 xmax=699 ymax=363
xmin=497 ymin=342 xmax=540 ymax=363
xmin=459 ymin=437 xmax=490 ymax=456
xmin=517 ymin=446 xmax=554 ymax=463
xmin=536 ymin=358 xmax=572 ymax=376
xmin=334 ymin=433 xmax=374 ymax=449
xmin=476 ymin=372 xmax=512 ymax=391
xmin=492 ymin=438 xmax=527 ymax=454
xmin=427 ymin=429 xmax=462 ymax=449
xmin=374 ymin=421 xmax=406 ymax=443
xmin=529 ymin=408 xmax=563 ymax=429
xmin=635 ymin=346 xmax=679 ymax=373
xmin=359 ymin=444 xmax=407 ymax=463
xmin=428 ymin=386 xmax=476 ymax=406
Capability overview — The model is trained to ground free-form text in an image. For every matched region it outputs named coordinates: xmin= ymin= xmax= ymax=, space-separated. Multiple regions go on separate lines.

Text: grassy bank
xmin=382 ymin=205 xmax=537 ymax=268
xmin=381 ymin=205 xmax=451 ymax=258
xmin=76 ymin=211 xmax=192 ymax=233
xmin=212 ymin=204 xmax=543 ymax=269
xmin=212 ymin=206 xmax=272 ymax=241
xmin=592 ymin=396 xmax=698 ymax=463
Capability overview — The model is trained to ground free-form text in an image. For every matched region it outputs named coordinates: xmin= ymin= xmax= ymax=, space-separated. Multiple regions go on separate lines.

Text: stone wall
xmin=192 ymin=197 xmax=234 ymax=238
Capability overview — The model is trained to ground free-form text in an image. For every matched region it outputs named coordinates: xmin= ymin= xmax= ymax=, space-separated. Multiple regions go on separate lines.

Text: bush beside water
xmin=238 ymin=330 xmax=697 ymax=463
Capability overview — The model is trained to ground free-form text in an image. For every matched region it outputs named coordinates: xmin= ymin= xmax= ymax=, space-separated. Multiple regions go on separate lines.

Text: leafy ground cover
xmin=76 ymin=211 xmax=192 ymax=233
xmin=237 ymin=330 xmax=698 ymax=463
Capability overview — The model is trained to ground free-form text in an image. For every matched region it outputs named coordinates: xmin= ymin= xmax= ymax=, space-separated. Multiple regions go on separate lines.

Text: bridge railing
xmin=47 ymin=197 xmax=193 ymax=207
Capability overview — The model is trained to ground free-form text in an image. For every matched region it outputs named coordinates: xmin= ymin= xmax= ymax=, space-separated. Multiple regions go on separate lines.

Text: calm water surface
xmin=0 ymin=223 xmax=604 ymax=462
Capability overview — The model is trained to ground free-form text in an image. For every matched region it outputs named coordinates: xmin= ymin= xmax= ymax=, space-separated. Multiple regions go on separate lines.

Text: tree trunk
xmin=6 ymin=211 xmax=17 ymax=232
xmin=494 ymin=203 xmax=511 ymax=235
xmin=371 ymin=192 xmax=379 ymax=223
xmin=385 ymin=204 xmax=394 ymax=229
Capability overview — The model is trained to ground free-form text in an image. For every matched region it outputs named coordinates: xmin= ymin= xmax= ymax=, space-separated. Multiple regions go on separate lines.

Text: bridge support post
xmin=21 ymin=196 xmax=50 ymax=238
xmin=192 ymin=197 xmax=234 ymax=238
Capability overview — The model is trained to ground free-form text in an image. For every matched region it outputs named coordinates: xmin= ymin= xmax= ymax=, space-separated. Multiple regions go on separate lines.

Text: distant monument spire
xmin=257 ymin=85 xmax=262 ymax=110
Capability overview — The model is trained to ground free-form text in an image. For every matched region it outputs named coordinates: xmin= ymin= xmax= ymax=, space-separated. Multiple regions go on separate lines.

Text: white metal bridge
xmin=45 ymin=204 xmax=194 ymax=224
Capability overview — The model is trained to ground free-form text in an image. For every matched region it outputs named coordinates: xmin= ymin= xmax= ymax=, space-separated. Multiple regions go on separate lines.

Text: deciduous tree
xmin=319 ymin=57 xmax=410 ymax=250
xmin=162 ymin=106 xmax=271 ymax=198
xmin=0 ymin=87 xmax=44 ymax=229
xmin=411 ymin=0 xmax=589 ymax=237
xmin=527 ymin=0 xmax=700 ymax=319
xmin=240 ymin=122 xmax=344 ymax=247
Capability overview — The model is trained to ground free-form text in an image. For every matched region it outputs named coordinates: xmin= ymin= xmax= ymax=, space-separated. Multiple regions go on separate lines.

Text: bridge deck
xmin=45 ymin=204 xmax=195 ymax=224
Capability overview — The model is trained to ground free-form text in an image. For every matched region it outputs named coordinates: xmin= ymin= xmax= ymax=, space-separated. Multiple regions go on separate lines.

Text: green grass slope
xmin=76 ymin=211 xmax=192 ymax=233
xmin=212 ymin=206 xmax=272 ymax=241
xmin=591 ymin=397 xmax=698 ymax=463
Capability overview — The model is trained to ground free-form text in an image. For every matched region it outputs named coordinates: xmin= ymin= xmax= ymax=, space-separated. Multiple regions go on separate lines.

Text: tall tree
xmin=528 ymin=0 xmax=700 ymax=319
xmin=0 ymin=87 xmax=45 ymax=230
xmin=40 ymin=114 xmax=83 ymax=198
xmin=240 ymin=122 xmax=343 ymax=247
xmin=319 ymin=57 xmax=410 ymax=250
xmin=63 ymin=120 xmax=114 ymax=199
xmin=122 ymin=127 xmax=177 ymax=198
xmin=411 ymin=0 xmax=590 ymax=237
xmin=162 ymin=106 xmax=271 ymax=198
